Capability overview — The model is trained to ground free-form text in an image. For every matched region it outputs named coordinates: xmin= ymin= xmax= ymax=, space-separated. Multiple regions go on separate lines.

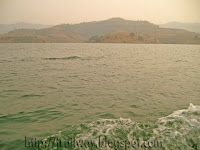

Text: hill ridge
xmin=0 ymin=18 xmax=200 ymax=44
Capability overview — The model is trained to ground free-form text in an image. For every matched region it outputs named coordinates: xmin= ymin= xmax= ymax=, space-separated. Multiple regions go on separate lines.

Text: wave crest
xmin=43 ymin=56 xmax=81 ymax=60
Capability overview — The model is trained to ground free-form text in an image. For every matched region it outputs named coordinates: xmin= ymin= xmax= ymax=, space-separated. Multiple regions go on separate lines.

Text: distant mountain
xmin=0 ymin=18 xmax=200 ymax=44
xmin=0 ymin=22 xmax=53 ymax=34
xmin=160 ymin=22 xmax=200 ymax=33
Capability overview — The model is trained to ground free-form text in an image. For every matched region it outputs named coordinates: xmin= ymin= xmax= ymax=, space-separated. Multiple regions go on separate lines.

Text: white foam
xmin=42 ymin=103 xmax=200 ymax=149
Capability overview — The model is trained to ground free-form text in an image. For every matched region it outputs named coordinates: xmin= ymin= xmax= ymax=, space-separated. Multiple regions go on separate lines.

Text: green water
xmin=0 ymin=43 xmax=200 ymax=149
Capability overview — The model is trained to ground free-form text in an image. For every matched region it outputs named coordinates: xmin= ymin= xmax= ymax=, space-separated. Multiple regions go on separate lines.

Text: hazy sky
xmin=0 ymin=0 xmax=200 ymax=25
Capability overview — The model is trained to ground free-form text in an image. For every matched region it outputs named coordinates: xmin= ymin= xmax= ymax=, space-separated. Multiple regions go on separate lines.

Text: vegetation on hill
xmin=88 ymin=32 xmax=159 ymax=43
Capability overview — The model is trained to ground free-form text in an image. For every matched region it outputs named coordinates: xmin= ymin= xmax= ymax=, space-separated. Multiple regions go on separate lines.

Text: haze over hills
xmin=0 ymin=18 xmax=200 ymax=44
xmin=0 ymin=22 xmax=53 ymax=34
xmin=160 ymin=22 xmax=200 ymax=33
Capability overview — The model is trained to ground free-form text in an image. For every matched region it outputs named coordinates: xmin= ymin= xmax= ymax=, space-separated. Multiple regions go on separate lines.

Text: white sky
xmin=0 ymin=0 xmax=199 ymax=25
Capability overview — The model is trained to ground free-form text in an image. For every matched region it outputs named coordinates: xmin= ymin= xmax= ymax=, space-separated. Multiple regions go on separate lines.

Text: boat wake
xmin=39 ymin=103 xmax=200 ymax=149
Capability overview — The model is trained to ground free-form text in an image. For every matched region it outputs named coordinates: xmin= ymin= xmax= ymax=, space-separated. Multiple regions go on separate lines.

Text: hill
xmin=0 ymin=18 xmax=200 ymax=44
xmin=0 ymin=25 xmax=86 ymax=43
xmin=0 ymin=22 xmax=53 ymax=35
xmin=160 ymin=22 xmax=200 ymax=33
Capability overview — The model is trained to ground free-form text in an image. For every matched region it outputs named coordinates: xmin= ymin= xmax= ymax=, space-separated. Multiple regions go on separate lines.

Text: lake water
xmin=0 ymin=43 xmax=200 ymax=149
